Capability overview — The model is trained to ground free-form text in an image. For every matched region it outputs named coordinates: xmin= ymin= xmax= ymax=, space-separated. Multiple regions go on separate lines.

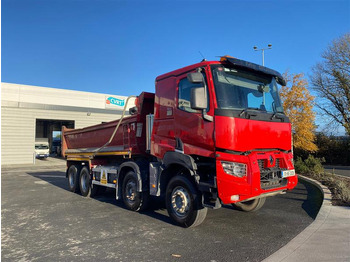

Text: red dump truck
xmin=62 ymin=56 xmax=298 ymax=227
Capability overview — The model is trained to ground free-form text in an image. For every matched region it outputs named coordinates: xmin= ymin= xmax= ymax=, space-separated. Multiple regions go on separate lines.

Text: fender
xmin=118 ymin=161 xmax=148 ymax=192
xmin=162 ymin=151 xmax=197 ymax=175
xmin=152 ymin=152 xmax=199 ymax=197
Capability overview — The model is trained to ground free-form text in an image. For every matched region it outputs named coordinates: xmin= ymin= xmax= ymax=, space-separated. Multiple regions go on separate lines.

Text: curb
xmin=262 ymin=175 xmax=332 ymax=262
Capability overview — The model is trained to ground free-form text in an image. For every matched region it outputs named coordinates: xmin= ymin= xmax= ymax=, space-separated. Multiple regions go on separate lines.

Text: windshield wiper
xmin=271 ymin=111 xmax=285 ymax=120
xmin=239 ymin=107 xmax=262 ymax=117
xmin=271 ymin=102 xmax=285 ymax=120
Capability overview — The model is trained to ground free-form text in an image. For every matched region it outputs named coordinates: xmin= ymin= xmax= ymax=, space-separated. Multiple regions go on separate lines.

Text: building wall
xmin=1 ymin=83 xmax=134 ymax=165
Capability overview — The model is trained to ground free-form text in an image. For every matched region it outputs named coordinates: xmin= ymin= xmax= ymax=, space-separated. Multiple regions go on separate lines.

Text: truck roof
xmin=155 ymin=60 xmax=220 ymax=81
xmin=156 ymin=57 xmax=286 ymax=85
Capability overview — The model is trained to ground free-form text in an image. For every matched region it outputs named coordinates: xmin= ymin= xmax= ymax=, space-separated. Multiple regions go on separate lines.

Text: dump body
xmin=62 ymin=92 xmax=155 ymax=158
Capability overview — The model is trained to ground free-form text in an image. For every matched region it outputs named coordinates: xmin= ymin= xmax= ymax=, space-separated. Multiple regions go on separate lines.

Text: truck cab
xmin=152 ymin=56 xmax=297 ymax=212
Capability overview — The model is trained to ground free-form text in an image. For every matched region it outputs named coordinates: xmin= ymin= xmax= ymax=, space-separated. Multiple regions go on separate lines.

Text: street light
xmin=253 ymin=44 xmax=272 ymax=66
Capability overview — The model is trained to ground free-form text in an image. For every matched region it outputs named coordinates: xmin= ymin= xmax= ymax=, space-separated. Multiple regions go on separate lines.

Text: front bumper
xmin=216 ymin=150 xmax=298 ymax=204
xmin=36 ymin=154 xmax=49 ymax=158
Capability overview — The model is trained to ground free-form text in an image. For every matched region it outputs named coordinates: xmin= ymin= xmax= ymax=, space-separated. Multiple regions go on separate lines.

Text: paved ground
xmin=1 ymin=162 xmax=323 ymax=262
xmin=324 ymin=165 xmax=350 ymax=178
xmin=264 ymin=176 xmax=350 ymax=262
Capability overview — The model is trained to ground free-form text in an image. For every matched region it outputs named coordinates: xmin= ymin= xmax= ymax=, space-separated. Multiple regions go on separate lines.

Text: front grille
xmin=258 ymin=159 xmax=265 ymax=171
xmin=260 ymin=170 xmax=287 ymax=190
xmin=276 ymin=158 xmax=280 ymax=168
xmin=258 ymin=158 xmax=286 ymax=190
xmin=258 ymin=158 xmax=281 ymax=170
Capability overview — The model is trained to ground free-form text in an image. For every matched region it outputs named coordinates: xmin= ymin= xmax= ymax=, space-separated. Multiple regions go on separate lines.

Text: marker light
xmin=221 ymin=161 xmax=247 ymax=177
xmin=220 ymin=55 xmax=235 ymax=62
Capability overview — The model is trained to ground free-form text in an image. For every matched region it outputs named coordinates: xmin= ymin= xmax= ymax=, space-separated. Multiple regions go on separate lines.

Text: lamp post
xmin=253 ymin=44 xmax=272 ymax=66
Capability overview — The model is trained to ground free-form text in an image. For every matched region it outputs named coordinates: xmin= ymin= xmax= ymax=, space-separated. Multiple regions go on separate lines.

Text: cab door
xmin=173 ymin=69 xmax=215 ymax=157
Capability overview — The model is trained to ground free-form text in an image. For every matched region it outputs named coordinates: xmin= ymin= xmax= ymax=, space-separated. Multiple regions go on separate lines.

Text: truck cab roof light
xmin=221 ymin=56 xmax=286 ymax=86
xmin=220 ymin=55 xmax=236 ymax=62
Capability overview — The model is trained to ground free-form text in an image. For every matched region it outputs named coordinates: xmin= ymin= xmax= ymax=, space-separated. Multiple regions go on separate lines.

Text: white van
xmin=35 ymin=138 xmax=50 ymax=158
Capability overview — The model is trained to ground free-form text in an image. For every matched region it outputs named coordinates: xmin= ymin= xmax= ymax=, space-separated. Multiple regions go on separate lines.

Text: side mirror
xmin=191 ymin=87 xmax=207 ymax=110
xmin=187 ymin=72 xmax=204 ymax=83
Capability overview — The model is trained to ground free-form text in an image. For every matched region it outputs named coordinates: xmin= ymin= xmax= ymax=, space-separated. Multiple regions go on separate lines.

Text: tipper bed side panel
xmin=63 ymin=92 xmax=155 ymax=156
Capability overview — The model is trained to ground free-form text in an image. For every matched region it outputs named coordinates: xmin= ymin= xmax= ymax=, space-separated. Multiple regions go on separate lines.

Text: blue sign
xmin=106 ymin=97 xmax=125 ymax=107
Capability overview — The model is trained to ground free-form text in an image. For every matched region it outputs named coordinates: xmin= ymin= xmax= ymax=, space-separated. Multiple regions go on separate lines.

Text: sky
xmin=2 ymin=0 xmax=350 ymax=133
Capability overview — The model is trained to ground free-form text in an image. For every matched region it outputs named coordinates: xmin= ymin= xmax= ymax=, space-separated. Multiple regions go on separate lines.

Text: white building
xmin=1 ymin=83 xmax=135 ymax=165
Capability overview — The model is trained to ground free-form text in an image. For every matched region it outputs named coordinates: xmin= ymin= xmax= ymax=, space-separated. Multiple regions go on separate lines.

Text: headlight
xmin=221 ymin=161 xmax=247 ymax=177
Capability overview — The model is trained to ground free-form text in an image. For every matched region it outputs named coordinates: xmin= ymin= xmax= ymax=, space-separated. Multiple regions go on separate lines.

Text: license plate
xmin=101 ymin=170 xmax=108 ymax=184
xmin=282 ymin=169 xmax=295 ymax=178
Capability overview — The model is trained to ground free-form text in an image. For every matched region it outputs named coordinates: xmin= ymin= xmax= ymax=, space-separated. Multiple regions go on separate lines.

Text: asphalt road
xmin=1 ymin=166 xmax=322 ymax=262
xmin=324 ymin=165 xmax=350 ymax=177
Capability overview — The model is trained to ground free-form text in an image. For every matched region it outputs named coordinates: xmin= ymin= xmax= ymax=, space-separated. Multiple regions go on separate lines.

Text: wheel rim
xmin=171 ymin=186 xmax=190 ymax=217
xmin=81 ymin=172 xmax=88 ymax=192
xmin=125 ymin=179 xmax=137 ymax=203
xmin=69 ymin=171 xmax=75 ymax=188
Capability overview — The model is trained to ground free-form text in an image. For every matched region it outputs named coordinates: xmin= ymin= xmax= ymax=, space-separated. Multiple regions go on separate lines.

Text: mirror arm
xmin=196 ymin=68 xmax=213 ymax=122
xmin=203 ymin=112 xmax=213 ymax=122
xmin=202 ymin=79 xmax=213 ymax=121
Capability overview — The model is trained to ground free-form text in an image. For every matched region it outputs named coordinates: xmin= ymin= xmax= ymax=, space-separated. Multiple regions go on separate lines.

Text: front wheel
xmin=232 ymin=197 xmax=266 ymax=212
xmin=166 ymin=175 xmax=207 ymax=228
xmin=122 ymin=171 xmax=149 ymax=211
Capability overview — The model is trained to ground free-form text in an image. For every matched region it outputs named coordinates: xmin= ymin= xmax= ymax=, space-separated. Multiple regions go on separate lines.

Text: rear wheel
xmin=122 ymin=171 xmax=149 ymax=211
xmin=79 ymin=167 xmax=93 ymax=197
xmin=233 ymin=197 xmax=266 ymax=212
xmin=67 ymin=165 xmax=81 ymax=193
xmin=166 ymin=175 xmax=207 ymax=228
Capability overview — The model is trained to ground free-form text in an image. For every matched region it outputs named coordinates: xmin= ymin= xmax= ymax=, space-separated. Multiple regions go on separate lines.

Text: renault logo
xmin=269 ymin=155 xmax=274 ymax=166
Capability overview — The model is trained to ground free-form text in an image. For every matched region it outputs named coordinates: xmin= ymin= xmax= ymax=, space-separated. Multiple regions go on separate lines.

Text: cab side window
xmin=178 ymin=76 xmax=209 ymax=113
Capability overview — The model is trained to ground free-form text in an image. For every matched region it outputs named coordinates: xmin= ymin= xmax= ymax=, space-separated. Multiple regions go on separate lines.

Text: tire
xmin=67 ymin=165 xmax=81 ymax=193
xmin=122 ymin=171 xmax=149 ymax=211
xmin=79 ymin=167 xmax=93 ymax=197
xmin=233 ymin=197 xmax=266 ymax=212
xmin=166 ymin=175 xmax=207 ymax=228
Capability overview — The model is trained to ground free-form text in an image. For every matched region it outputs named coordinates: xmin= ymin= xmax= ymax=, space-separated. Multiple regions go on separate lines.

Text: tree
xmin=311 ymin=33 xmax=350 ymax=135
xmin=280 ymin=72 xmax=318 ymax=152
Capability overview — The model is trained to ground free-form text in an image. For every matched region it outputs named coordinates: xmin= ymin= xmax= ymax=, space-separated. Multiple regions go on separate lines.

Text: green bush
xmin=295 ymin=154 xmax=350 ymax=206
xmin=294 ymin=155 xmax=325 ymax=175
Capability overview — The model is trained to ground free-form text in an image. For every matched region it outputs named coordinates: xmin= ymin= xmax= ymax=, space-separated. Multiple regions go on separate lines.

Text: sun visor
xmin=222 ymin=57 xmax=286 ymax=86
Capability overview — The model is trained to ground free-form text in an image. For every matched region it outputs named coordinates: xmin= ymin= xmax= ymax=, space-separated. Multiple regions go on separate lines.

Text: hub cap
xmin=171 ymin=186 xmax=190 ymax=217
xmin=125 ymin=180 xmax=136 ymax=203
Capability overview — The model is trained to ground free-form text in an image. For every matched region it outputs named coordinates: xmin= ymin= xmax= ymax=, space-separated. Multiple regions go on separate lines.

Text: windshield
xmin=211 ymin=65 xmax=284 ymax=113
